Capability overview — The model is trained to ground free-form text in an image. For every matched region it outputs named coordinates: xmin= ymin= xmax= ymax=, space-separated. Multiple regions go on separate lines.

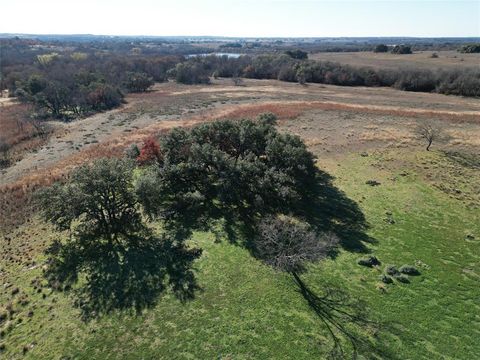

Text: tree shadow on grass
xmin=292 ymin=272 xmax=400 ymax=360
xmin=442 ymin=150 xmax=480 ymax=170
xmin=286 ymin=171 xmax=399 ymax=358
xmin=44 ymin=233 xmax=202 ymax=321
xmin=299 ymin=170 xmax=375 ymax=254
xmin=209 ymin=169 xmax=374 ymax=255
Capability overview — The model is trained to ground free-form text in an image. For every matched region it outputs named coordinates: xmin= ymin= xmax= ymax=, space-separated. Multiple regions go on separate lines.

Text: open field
xmin=309 ymin=50 xmax=480 ymax=70
xmin=1 ymin=79 xmax=479 ymax=359
xmin=2 ymin=79 xmax=479 ymax=229
xmin=2 ymin=79 xmax=479 ymax=184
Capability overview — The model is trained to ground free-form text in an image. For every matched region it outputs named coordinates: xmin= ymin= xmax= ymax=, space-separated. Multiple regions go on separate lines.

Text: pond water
xmin=186 ymin=53 xmax=243 ymax=58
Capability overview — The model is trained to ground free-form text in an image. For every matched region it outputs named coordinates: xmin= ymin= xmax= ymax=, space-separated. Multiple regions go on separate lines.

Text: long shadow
xmin=297 ymin=169 xmax=375 ymax=254
xmin=442 ymin=150 xmax=480 ymax=170
xmin=44 ymin=233 xmax=202 ymax=321
xmin=200 ymin=169 xmax=374 ymax=255
xmin=292 ymin=272 xmax=399 ymax=359
xmin=278 ymin=170 xmax=398 ymax=358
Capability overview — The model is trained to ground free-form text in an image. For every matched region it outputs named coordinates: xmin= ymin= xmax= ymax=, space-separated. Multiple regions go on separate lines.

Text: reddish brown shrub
xmin=137 ymin=136 xmax=162 ymax=165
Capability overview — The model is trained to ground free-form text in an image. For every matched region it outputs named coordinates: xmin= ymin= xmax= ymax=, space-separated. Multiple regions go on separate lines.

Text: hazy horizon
xmin=2 ymin=0 xmax=479 ymax=38
xmin=2 ymin=33 xmax=480 ymax=39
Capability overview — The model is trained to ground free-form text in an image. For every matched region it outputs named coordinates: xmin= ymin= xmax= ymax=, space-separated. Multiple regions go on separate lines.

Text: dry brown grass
xmin=1 ymin=104 xmax=36 ymax=145
xmin=309 ymin=50 xmax=480 ymax=70
xmin=359 ymin=127 xmax=415 ymax=143
xmin=0 ymin=104 xmax=53 ymax=162
xmin=215 ymin=100 xmax=480 ymax=124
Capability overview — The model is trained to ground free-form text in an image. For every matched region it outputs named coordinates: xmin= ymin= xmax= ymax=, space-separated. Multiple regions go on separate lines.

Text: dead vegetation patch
xmin=0 ymin=104 xmax=54 ymax=167
xmin=210 ymin=100 xmax=480 ymax=124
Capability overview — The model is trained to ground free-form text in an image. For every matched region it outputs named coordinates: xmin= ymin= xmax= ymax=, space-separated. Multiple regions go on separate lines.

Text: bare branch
xmin=415 ymin=120 xmax=444 ymax=151
xmin=253 ymin=215 xmax=339 ymax=273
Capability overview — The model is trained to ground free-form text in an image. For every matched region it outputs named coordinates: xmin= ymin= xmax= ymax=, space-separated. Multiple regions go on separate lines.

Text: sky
xmin=1 ymin=0 xmax=479 ymax=37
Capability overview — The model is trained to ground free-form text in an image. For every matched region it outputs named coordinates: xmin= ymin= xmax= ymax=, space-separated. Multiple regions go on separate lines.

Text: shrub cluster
xmin=2 ymin=49 xmax=179 ymax=119
xmin=373 ymin=44 xmax=389 ymax=53
xmin=458 ymin=44 xmax=480 ymax=53
xmin=391 ymin=45 xmax=412 ymax=54
xmin=357 ymin=256 xmax=381 ymax=267
xmin=285 ymin=49 xmax=308 ymax=60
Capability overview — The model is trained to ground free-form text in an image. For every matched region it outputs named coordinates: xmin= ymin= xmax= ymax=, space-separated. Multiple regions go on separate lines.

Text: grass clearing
xmin=309 ymin=50 xmax=480 ymax=70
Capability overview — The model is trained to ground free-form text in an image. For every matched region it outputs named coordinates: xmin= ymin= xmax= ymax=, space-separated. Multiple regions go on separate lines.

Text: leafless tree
xmin=416 ymin=120 xmax=443 ymax=151
xmin=253 ymin=215 xmax=338 ymax=274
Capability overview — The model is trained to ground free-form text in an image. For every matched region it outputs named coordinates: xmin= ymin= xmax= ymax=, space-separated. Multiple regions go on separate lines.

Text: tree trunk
xmin=426 ymin=139 xmax=432 ymax=151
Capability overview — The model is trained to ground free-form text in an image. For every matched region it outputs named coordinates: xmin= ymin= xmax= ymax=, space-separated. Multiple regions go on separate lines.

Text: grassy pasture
xmin=0 ymin=80 xmax=479 ymax=359
xmin=309 ymin=50 xmax=480 ymax=70
xmin=1 ymin=147 xmax=479 ymax=359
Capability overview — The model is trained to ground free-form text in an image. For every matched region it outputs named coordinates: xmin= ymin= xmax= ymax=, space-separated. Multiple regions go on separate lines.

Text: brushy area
xmin=1 ymin=148 xmax=478 ymax=359
xmin=0 ymin=104 xmax=53 ymax=163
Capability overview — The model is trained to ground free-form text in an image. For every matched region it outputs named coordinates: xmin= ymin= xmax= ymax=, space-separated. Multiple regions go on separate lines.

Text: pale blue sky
xmin=1 ymin=0 xmax=479 ymax=37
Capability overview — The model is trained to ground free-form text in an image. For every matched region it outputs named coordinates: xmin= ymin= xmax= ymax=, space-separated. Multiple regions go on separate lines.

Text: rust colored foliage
xmin=137 ymin=136 xmax=162 ymax=165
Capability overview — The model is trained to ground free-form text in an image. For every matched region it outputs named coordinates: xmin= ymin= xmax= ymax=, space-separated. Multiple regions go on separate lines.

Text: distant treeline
xmin=174 ymin=54 xmax=480 ymax=97
xmin=1 ymin=38 xmax=479 ymax=120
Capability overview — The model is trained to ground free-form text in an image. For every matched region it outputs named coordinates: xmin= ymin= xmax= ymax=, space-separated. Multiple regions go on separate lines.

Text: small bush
xmin=232 ymin=77 xmax=244 ymax=86
xmin=366 ymin=180 xmax=381 ymax=186
xmin=254 ymin=215 xmax=338 ymax=273
xmin=137 ymin=137 xmax=162 ymax=165
xmin=357 ymin=256 xmax=381 ymax=267
xmin=0 ymin=310 xmax=7 ymax=324
xmin=385 ymin=265 xmax=398 ymax=276
xmin=394 ymin=274 xmax=410 ymax=283
xmin=391 ymin=45 xmax=412 ymax=54
xmin=380 ymin=274 xmax=393 ymax=284
xmin=0 ymin=138 xmax=10 ymax=158
xmin=399 ymin=265 xmax=420 ymax=275
xmin=374 ymin=44 xmax=389 ymax=53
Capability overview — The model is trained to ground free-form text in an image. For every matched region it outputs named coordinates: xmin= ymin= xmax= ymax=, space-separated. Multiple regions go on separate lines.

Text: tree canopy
xmin=35 ymin=115 xmax=351 ymax=319
xmin=135 ymin=114 xmax=318 ymax=240
xmin=36 ymin=158 xmax=142 ymax=240
xmin=285 ymin=49 xmax=308 ymax=60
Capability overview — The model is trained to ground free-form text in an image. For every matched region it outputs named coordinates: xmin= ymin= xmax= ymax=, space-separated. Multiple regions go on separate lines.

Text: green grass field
xmin=1 ymin=149 xmax=479 ymax=359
